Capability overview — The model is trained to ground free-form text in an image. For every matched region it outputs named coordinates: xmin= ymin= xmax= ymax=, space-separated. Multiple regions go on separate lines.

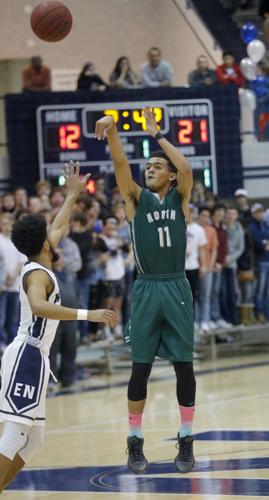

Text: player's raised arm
xmin=143 ymin=107 xmax=193 ymax=216
xmin=95 ymin=115 xmax=141 ymax=220
xmin=25 ymin=270 xmax=117 ymax=325
xmin=49 ymin=161 xmax=90 ymax=248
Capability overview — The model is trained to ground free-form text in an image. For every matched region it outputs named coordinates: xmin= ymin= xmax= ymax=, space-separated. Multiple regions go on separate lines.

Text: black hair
xmin=11 ymin=214 xmax=47 ymax=258
xmin=223 ymin=50 xmax=234 ymax=58
xmin=103 ymin=215 xmax=118 ymax=225
xmin=79 ymin=62 xmax=95 ymax=78
xmin=71 ymin=212 xmax=88 ymax=226
xmin=111 ymin=56 xmax=131 ymax=78
xmin=211 ymin=203 xmax=227 ymax=216
xmin=149 ymin=150 xmax=177 ymax=174
xmin=198 ymin=205 xmax=211 ymax=215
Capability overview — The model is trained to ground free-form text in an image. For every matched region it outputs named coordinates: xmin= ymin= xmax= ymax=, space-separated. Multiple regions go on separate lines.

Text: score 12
xmin=59 ymin=124 xmax=81 ymax=150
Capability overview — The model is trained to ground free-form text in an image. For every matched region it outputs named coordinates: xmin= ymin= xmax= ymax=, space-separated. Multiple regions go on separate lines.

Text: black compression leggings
xmin=127 ymin=361 xmax=196 ymax=406
xmin=173 ymin=361 xmax=196 ymax=406
xmin=128 ymin=362 xmax=152 ymax=401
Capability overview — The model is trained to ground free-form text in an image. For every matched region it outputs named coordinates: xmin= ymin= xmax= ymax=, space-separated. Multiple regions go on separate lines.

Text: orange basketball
xmin=30 ymin=1 xmax=72 ymax=42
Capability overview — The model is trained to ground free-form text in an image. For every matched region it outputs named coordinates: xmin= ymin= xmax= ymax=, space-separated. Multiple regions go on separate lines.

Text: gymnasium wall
xmin=0 ymin=0 xmax=219 ymax=88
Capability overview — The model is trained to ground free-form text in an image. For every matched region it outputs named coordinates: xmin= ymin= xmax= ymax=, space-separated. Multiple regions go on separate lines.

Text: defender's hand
xmin=143 ymin=107 xmax=159 ymax=137
xmin=95 ymin=115 xmax=115 ymax=140
xmin=64 ymin=161 xmax=91 ymax=197
xmin=87 ymin=309 xmax=117 ymax=327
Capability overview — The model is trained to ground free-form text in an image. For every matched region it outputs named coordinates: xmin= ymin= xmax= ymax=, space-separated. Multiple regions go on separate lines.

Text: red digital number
xmin=59 ymin=124 xmax=81 ymax=150
xmin=177 ymin=119 xmax=193 ymax=144
xmin=200 ymin=119 xmax=208 ymax=143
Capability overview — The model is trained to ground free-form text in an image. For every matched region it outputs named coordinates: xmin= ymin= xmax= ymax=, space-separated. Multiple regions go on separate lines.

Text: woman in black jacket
xmin=77 ymin=63 xmax=108 ymax=91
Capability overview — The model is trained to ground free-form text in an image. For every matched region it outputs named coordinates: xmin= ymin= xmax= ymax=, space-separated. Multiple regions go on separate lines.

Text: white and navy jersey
xmin=16 ymin=261 xmax=61 ymax=356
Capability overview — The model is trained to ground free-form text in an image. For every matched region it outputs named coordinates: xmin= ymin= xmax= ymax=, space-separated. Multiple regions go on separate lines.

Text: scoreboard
xmin=36 ymin=99 xmax=217 ymax=191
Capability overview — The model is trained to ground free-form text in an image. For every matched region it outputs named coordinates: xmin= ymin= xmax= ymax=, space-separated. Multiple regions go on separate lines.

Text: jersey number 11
xmin=158 ymin=226 xmax=171 ymax=248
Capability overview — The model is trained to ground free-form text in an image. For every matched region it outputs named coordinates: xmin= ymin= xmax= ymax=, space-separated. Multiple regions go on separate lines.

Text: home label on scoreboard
xmin=36 ymin=99 xmax=217 ymax=191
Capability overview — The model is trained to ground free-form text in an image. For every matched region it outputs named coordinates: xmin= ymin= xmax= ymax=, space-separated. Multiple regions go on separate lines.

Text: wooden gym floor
xmin=2 ymin=352 xmax=269 ymax=499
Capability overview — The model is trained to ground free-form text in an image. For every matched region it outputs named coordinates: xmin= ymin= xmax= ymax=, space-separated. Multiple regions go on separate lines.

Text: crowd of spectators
xmin=0 ymin=177 xmax=269 ymax=386
xmin=22 ymin=47 xmax=173 ymax=92
xmin=188 ymin=182 xmax=269 ymax=339
xmin=188 ymin=51 xmax=244 ymax=88
xmin=22 ymin=47 xmax=248 ymax=94
xmin=22 ymin=48 xmax=246 ymax=92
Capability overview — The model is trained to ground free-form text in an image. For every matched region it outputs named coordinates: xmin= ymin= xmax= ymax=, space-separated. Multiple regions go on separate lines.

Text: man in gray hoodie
xmin=220 ymin=206 xmax=245 ymax=325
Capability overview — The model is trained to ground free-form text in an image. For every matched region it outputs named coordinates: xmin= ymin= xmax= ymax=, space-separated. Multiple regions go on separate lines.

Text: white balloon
xmin=240 ymin=57 xmax=257 ymax=80
xmin=247 ymin=40 xmax=266 ymax=63
xmin=239 ymin=88 xmax=256 ymax=110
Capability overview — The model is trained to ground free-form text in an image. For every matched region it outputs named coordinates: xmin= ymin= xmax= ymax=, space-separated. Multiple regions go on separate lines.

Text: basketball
xmin=30 ymin=1 xmax=72 ymax=42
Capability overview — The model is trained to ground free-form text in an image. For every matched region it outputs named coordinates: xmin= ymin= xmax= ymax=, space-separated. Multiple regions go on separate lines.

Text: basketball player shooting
xmin=0 ymin=161 xmax=117 ymax=492
xmin=95 ymin=107 xmax=196 ymax=474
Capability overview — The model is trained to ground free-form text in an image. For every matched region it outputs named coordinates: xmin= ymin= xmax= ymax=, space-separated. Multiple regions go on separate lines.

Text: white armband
xmin=77 ymin=309 xmax=88 ymax=321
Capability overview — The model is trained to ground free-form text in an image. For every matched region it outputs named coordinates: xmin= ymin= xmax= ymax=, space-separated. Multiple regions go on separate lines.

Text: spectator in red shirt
xmin=216 ymin=50 xmax=244 ymax=87
xmin=22 ymin=56 xmax=51 ymax=91
xmin=210 ymin=204 xmax=231 ymax=329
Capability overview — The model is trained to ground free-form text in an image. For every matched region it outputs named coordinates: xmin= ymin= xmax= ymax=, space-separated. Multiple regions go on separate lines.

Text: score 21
xmin=177 ymin=118 xmax=208 ymax=145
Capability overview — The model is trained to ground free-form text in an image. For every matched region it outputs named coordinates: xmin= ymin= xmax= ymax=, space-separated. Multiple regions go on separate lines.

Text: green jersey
xmin=129 ymin=188 xmax=186 ymax=275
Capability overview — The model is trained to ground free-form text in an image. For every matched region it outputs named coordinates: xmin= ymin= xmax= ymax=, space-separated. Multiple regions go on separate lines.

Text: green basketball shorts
xmin=123 ymin=272 xmax=194 ymax=363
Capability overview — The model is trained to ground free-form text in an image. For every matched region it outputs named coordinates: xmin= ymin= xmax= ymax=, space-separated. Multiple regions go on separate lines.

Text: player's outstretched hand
xmin=95 ymin=115 xmax=115 ymax=140
xmin=65 ymin=161 xmax=91 ymax=196
xmin=143 ymin=107 xmax=158 ymax=137
xmin=88 ymin=309 xmax=118 ymax=327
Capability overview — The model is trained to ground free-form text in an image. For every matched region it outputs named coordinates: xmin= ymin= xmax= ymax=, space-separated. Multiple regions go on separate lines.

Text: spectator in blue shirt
xmin=140 ymin=47 xmax=173 ymax=87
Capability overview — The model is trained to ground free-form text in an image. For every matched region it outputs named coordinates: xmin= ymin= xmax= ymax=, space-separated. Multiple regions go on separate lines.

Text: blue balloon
xmin=252 ymin=75 xmax=269 ymax=97
xmin=240 ymin=23 xmax=258 ymax=44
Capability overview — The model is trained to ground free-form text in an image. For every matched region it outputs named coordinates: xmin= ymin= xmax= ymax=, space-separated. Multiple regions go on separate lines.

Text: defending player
xmin=95 ymin=108 xmax=195 ymax=474
xmin=0 ymin=162 xmax=117 ymax=492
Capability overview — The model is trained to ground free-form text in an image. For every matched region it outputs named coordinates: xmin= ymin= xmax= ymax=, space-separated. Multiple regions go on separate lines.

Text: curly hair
xmin=11 ymin=214 xmax=47 ymax=258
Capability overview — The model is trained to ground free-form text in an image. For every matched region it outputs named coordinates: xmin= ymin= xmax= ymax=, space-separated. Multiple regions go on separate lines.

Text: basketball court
xmin=2 ymin=350 xmax=269 ymax=499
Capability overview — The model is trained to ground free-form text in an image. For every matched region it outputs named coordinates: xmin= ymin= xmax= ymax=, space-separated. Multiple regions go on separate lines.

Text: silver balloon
xmin=247 ymin=40 xmax=266 ymax=63
xmin=239 ymin=88 xmax=256 ymax=110
xmin=240 ymin=57 xmax=256 ymax=81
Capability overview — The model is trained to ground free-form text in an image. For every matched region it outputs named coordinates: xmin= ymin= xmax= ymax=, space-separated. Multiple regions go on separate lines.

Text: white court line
xmin=46 ymin=390 xmax=269 ymax=435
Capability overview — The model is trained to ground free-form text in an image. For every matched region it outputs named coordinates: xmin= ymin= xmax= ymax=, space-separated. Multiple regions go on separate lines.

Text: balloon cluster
xmin=240 ymin=23 xmax=268 ymax=97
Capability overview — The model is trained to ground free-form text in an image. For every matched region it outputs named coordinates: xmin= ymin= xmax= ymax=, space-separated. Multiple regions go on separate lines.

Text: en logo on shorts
xmin=5 ymin=343 xmax=45 ymax=414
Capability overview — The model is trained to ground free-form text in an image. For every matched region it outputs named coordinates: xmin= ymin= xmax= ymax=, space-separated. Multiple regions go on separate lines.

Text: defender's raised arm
xmin=49 ymin=161 xmax=91 ymax=248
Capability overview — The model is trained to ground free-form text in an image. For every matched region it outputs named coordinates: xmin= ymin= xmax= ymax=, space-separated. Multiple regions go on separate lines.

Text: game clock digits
xmin=37 ymin=99 xmax=217 ymax=192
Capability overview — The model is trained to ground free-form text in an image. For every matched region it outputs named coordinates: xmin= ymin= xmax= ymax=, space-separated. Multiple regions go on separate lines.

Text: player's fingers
xmin=71 ymin=160 xmax=75 ymax=176
xmin=62 ymin=167 xmax=68 ymax=180
xmin=103 ymin=310 xmax=116 ymax=323
xmin=83 ymin=173 xmax=91 ymax=185
xmin=108 ymin=311 xmax=118 ymax=325
xmin=109 ymin=316 xmax=117 ymax=327
xmin=95 ymin=122 xmax=103 ymax=140
xmin=95 ymin=122 xmax=100 ymax=138
xmin=75 ymin=161 xmax=80 ymax=176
